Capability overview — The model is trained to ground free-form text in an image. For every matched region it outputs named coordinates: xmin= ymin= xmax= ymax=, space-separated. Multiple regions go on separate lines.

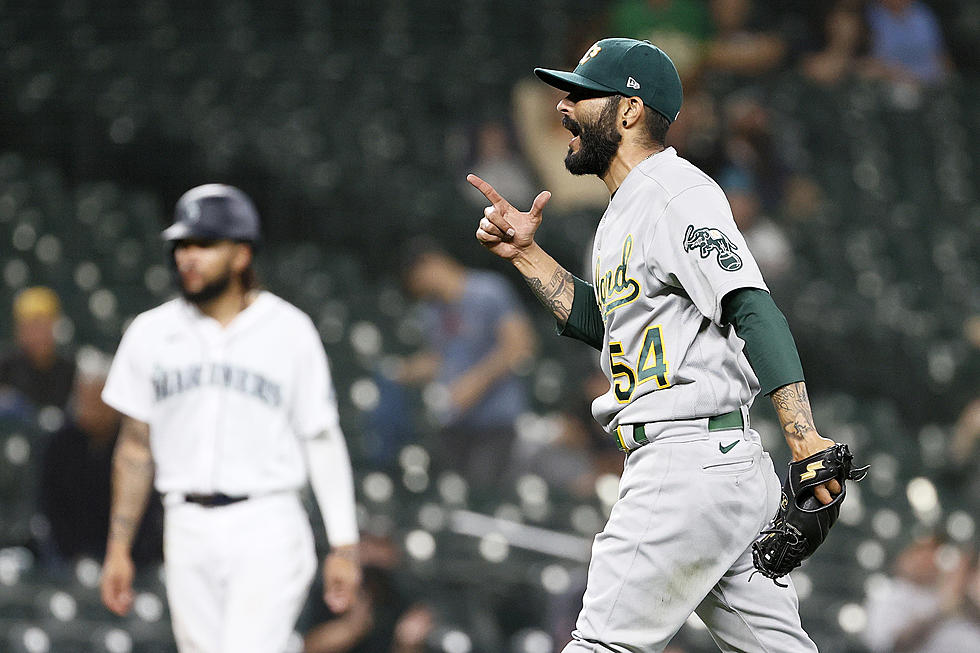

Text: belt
xmin=707 ymin=408 xmax=744 ymax=432
xmin=183 ymin=492 xmax=249 ymax=508
xmin=615 ymin=408 xmax=744 ymax=452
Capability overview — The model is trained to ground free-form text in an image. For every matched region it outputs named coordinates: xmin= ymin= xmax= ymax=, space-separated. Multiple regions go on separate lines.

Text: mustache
xmin=562 ymin=116 xmax=581 ymax=137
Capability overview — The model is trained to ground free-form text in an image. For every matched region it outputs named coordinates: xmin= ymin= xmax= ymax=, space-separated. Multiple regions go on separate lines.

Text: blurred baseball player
xmin=99 ymin=184 xmax=361 ymax=653
xmin=469 ymin=38 xmax=850 ymax=652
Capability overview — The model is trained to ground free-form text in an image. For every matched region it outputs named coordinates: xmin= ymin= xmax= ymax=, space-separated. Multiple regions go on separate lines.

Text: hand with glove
xmin=752 ymin=382 xmax=870 ymax=584
xmin=752 ymin=443 xmax=869 ymax=583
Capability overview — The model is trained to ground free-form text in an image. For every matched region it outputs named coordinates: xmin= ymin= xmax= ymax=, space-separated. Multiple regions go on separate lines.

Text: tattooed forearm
xmin=771 ymin=382 xmax=808 ymax=412
xmin=108 ymin=417 xmax=155 ymax=549
xmin=770 ymin=382 xmax=815 ymax=441
xmin=524 ymin=267 xmax=574 ymax=323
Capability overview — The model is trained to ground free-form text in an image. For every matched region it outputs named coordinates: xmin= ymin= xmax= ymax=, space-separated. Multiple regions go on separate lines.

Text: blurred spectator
xmin=946 ymin=315 xmax=980 ymax=499
xmin=703 ymin=0 xmax=787 ymax=77
xmin=952 ymin=398 xmax=980 ymax=468
xmin=801 ymin=1 xmax=868 ymax=86
xmin=37 ymin=348 xmax=162 ymax=567
xmin=719 ymin=93 xmax=788 ymax=212
xmin=363 ymin=372 xmax=418 ymax=469
xmin=864 ymin=0 xmax=951 ymax=85
xmin=780 ymin=174 xmax=826 ymax=224
xmin=397 ymin=241 xmax=536 ymax=488
xmin=606 ymin=0 xmax=712 ymax=81
xmin=512 ymin=79 xmax=610 ymax=212
xmin=303 ymin=533 xmax=434 ymax=653
xmin=514 ymin=369 xmax=621 ymax=498
xmin=719 ymin=167 xmax=793 ymax=284
xmin=863 ymin=535 xmax=980 ymax=652
xmin=0 ymin=286 xmax=76 ymax=416
xmin=462 ymin=121 xmax=536 ymax=211
xmin=390 ymin=606 xmax=435 ymax=653
xmin=663 ymin=85 xmax=722 ymax=173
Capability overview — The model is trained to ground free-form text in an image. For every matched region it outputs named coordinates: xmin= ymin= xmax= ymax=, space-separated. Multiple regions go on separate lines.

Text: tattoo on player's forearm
xmin=771 ymin=382 xmax=815 ymax=441
xmin=524 ymin=267 xmax=574 ymax=323
xmin=108 ymin=417 xmax=155 ymax=548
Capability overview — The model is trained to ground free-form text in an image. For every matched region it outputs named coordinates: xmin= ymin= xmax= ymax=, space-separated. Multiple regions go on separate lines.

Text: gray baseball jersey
xmin=565 ymin=146 xmax=818 ymax=653
xmin=590 ymin=147 xmax=767 ymax=445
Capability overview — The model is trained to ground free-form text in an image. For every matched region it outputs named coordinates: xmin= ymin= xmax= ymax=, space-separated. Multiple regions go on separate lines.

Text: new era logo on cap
xmin=626 ymin=76 xmax=640 ymax=89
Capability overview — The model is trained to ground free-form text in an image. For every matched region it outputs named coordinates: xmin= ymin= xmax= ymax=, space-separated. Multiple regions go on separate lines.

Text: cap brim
xmin=533 ymin=68 xmax=619 ymax=96
xmin=161 ymin=223 xmax=226 ymax=241
xmin=161 ymin=222 xmax=194 ymax=241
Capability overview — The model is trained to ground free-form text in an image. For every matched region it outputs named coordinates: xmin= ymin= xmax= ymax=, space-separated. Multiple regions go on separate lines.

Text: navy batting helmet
xmin=162 ymin=184 xmax=261 ymax=243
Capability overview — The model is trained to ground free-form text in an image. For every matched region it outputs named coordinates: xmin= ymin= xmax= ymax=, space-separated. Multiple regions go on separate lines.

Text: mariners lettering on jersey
xmin=152 ymin=363 xmax=283 ymax=408
xmin=595 ymin=234 xmax=641 ymax=320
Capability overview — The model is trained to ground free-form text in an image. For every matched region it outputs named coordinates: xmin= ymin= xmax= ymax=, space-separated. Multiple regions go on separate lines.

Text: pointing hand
xmin=467 ymin=174 xmax=551 ymax=261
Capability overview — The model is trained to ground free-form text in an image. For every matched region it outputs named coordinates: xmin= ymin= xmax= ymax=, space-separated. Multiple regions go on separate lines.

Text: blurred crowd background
xmin=0 ymin=0 xmax=978 ymax=652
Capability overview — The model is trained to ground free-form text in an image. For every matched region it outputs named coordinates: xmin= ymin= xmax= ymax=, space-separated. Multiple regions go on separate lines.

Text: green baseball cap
xmin=534 ymin=38 xmax=683 ymax=123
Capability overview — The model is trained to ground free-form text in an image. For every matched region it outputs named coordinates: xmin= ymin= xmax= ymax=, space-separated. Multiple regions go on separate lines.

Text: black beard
xmin=564 ymin=98 xmax=622 ymax=177
xmin=180 ymin=271 xmax=233 ymax=304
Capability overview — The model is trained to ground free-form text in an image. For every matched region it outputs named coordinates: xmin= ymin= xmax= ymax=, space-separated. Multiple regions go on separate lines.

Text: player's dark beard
xmin=564 ymin=96 xmax=622 ymax=177
xmin=180 ymin=270 xmax=233 ymax=304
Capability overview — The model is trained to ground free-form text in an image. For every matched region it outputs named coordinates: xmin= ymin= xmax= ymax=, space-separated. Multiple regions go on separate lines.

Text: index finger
xmin=467 ymin=174 xmax=512 ymax=212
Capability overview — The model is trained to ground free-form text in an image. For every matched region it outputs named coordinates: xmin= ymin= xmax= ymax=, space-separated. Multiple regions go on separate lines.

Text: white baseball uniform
xmin=564 ymin=147 xmax=818 ymax=652
xmin=102 ymin=291 xmax=359 ymax=653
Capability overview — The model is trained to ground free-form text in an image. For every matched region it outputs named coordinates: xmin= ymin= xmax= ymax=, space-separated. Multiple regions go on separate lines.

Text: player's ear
xmin=232 ymin=243 xmax=253 ymax=273
xmin=622 ymin=96 xmax=643 ymax=130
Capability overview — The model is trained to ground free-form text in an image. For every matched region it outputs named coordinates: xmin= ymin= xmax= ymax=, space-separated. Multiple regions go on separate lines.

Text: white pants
xmin=563 ymin=415 xmax=818 ymax=653
xmin=163 ymin=492 xmax=317 ymax=653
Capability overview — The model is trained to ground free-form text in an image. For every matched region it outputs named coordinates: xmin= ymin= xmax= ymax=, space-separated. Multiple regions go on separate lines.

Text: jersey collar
xmin=180 ymin=290 xmax=274 ymax=336
xmin=609 ymin=147 xmax=677 ymax=204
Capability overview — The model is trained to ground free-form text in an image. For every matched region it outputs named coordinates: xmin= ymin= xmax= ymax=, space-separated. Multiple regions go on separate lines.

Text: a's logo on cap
xmin=186 ymin=202 xmax=201 ymax=222
xmin=579 ymin=44 xmax=602 ymax=65
xmin=626 ymin=76 xmax=640 ymax=90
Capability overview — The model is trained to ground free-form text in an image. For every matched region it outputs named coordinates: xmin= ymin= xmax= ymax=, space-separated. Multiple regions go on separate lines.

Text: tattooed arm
xmin=465 ymin=174 xmax=581 ymax=325
xmin=516 ymin=249 xmax=576 ymax=325
xmin=770 ymin=382 xmax=819 ymax=448
xmin=101 ymin=416 xmax=154 ymax=615
xmin=770 ymin=382 xmax=841 ymax=504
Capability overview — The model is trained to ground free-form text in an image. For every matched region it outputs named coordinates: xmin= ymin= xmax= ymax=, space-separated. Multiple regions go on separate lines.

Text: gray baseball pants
xmin=562 ymin=412 xmax=819 ymax=653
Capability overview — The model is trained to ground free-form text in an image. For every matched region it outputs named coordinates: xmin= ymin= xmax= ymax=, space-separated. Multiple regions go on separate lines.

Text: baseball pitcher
xmin=99 ymin=185 xmax=361 ymax=653
xmin=469 ymin=38 xmax=866 ymax=652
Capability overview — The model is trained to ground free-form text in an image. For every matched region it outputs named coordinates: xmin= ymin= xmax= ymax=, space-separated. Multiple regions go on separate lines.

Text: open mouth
xmin=562 ymin=116 xmax=581 ymax=137
xmin=562 ymin=117 xmax=581 ymax=147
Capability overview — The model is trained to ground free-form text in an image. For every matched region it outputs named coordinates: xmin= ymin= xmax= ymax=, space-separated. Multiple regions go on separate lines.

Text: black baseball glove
xmin=751 ymin=443 xmax=869 ymax=585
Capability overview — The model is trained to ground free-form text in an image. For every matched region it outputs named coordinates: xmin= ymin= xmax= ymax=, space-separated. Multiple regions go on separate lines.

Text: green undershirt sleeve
xmin=721 ymin=288 xmax=805 ymax=396
xmin=556 ymin=275 xmax=604 ymax=351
